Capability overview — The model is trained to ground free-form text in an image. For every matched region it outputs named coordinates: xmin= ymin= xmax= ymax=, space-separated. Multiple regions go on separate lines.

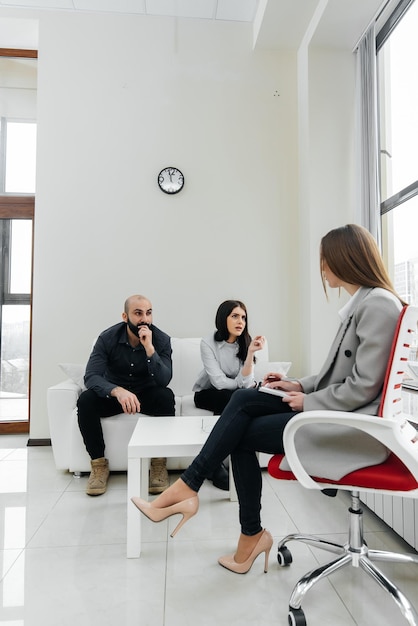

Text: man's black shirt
xmin=84 ymin=322 xmax=172 ymax=397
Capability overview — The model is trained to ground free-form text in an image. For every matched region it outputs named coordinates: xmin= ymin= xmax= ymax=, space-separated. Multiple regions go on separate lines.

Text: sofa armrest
xmin=47 ymin=379 xmax=82 ymax=470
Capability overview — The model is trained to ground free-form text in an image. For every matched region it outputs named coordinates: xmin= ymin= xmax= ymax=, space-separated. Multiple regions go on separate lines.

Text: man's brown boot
xmin=149 ymin=457 xmax=169 ymax=494
xmin=86 ymin=457 xmax=109 ymax=496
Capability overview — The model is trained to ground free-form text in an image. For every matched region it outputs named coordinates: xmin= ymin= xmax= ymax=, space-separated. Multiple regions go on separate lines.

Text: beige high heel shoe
xmin=131 ymin=496 xmax=199 ymax=537
xmin=218 ymin=529 xmax=273 ymax=574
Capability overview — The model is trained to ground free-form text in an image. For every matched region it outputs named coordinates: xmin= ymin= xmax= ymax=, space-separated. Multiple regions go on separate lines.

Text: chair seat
xmin=268 ymin=452 xmax=418 ymax=491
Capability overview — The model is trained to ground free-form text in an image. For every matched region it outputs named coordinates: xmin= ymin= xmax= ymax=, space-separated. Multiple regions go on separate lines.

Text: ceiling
xmin=0 ymin=0 xmax=259 ymax=22
xmin=255 ymin=0 xmax=396 ymax=49
xmin=0 ymin=0 xmax=398 ymax=51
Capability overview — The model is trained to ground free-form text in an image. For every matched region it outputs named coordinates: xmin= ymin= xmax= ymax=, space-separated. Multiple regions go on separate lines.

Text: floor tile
xmin=2 ymin=543 xmax=167 ymax=626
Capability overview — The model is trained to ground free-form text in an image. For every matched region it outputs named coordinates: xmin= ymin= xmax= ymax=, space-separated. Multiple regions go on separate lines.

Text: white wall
xmin=0 ymin=9 xmax=360 ymax=440
xmin=295 ymin=40 xmax=358 ymax=380
xmin=29 ymin=11 xmax=300 ymax=438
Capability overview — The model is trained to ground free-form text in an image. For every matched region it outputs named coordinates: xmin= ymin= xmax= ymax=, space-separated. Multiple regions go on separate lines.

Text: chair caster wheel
xmin=288 ymin=607 xmax=306 ymax=626
xmin=277 ymin=546 xmax=293 ymax=566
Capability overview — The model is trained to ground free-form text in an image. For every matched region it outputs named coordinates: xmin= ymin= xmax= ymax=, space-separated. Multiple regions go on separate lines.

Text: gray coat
xmin=280 ymin=287 xmax=403 ymax=480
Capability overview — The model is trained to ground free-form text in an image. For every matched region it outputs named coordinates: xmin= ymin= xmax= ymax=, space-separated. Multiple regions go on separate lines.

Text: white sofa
xmin=47 ymin=337 xmax=290 ymax=474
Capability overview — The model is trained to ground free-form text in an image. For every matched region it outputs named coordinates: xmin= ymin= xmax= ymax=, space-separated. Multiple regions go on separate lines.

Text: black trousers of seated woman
xmin=185 ymin=388 xmax=297 ymax=535
xmin=194 ymin=387 xmax=238 ymax=491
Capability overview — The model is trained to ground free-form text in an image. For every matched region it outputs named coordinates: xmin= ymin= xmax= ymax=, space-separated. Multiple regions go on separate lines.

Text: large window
xmin=4 ymin=120 xmax=37 ymax=193
xmin=378 ymin=0 xmax=418 ymax=305
xmin=0 ymin=51 xmax=37 ymax=432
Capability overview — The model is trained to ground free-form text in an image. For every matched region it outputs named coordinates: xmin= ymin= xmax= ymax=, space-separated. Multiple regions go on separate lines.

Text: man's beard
xmin=126 ymin=318 xmax=150 ymax=337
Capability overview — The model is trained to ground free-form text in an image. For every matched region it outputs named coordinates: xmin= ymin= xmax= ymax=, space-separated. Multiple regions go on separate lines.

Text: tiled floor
xmin=0 ymin=434 xmax=417 ymax=626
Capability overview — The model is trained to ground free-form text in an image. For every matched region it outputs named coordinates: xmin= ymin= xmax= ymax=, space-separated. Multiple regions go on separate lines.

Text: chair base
xmin=278 ymin=491 xmax=418 ymax=626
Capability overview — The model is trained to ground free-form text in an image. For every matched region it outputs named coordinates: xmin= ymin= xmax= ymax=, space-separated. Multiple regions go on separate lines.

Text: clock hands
xmin=157 ymin=167 xmax=184 ymax=194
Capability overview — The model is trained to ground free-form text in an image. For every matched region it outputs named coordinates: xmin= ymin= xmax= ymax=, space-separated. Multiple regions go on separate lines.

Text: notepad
xmin=258 ymin=386 xmax=288 ymax=398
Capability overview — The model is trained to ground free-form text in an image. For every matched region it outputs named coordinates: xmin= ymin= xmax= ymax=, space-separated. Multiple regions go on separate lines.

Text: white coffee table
xmin=127 ymin=414 xmax=236 ymax=557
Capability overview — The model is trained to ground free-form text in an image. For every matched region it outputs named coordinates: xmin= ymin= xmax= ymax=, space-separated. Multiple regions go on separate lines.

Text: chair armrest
xmin=282 ymin=410 xmax=418 ymax=490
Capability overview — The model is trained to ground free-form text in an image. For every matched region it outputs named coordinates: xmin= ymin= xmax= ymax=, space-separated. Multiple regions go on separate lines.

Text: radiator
xmin=361 ymin=491 xmax=418 ymax=551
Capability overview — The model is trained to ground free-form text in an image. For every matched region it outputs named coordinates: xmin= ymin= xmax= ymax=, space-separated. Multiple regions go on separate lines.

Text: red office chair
xmin=268 ymin=305 xmax=418 ymax=626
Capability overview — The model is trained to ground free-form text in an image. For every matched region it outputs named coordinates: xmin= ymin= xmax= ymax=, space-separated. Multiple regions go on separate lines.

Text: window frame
xmin=377 ymin=0 xmax=418 ymax=215
xmin=0 ymin=47 xmax=36 ymax=434
xmin=377 ymin=0 xmax=418 ymax=301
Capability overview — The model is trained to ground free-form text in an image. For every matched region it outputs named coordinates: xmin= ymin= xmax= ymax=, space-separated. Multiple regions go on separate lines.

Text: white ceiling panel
xmin=0 ymin=0 xmax=259 ymax=21
xmin=0 ymin=0 xmax=73 ymax=8
xmin=216 ymin=0 xmax=258 ymax=22
xmin=74 ymin=0 xmax=146 ymax=14
xmin=145 ymin=0 xmax=216 ymax=20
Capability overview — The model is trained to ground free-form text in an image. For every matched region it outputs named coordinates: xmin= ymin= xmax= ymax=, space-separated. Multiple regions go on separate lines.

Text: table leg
xmin=141 ymin=457 xmax=149 ymax=498
xmin=127 ymin=456 xmax=142 ymax=558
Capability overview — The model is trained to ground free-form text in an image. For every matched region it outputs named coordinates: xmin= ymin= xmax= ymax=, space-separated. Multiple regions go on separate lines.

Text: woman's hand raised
xmin=249 ymin=335 xmax=266 ymax=353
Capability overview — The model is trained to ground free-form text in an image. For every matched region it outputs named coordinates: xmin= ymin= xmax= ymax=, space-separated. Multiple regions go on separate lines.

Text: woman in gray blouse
xmin=193 ymin=300 xmax=266 ymax=414
xmin=193 ymin=300 xmax=265 ymax=490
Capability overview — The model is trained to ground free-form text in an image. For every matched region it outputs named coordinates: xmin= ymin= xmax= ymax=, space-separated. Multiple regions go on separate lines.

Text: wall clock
xmin=158 ymin=167 xmax=184 ymax=194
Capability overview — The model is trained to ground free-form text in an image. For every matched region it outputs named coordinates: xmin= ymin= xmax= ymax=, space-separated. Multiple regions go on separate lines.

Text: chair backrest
xmin=378 ymin=305 xmax=418 ymax=420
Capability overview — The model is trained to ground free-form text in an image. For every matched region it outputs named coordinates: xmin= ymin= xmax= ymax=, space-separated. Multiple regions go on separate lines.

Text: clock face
xmin=158 ymin=167 xmax=184 ymax=194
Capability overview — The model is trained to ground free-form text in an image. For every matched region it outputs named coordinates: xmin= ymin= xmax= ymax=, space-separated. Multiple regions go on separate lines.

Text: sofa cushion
xmin=254 ymin=361 xmax=291 ymax=382
xmin=59 ymin=363 xmax=86 ymax=390
xmin=180 ymin=394 xmax=214 ymax=417
xmin=170 ymin=337 xmax=203 ymax=397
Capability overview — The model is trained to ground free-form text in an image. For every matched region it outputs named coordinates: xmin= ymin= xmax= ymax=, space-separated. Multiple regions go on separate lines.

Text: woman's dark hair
xmin=320 ymin=224 xmax=406 ymax=305
xmin=214 ymin=300 xmax=252 ymax=362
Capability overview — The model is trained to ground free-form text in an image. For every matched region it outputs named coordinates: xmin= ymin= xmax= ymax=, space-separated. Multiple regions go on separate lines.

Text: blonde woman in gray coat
xmin=132 ymin=224 xmax=406 ymax=574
